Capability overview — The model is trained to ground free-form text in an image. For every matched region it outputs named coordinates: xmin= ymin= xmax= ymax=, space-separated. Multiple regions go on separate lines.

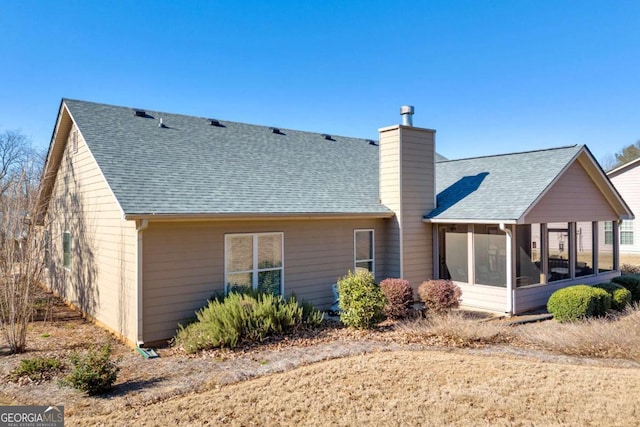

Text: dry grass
xmin=396 ymin=310 xmax=513 ymax=347
xmin=70 ymin=350 xmax=640 ymax=426
xmin=516 ymin=304 xmax=640 ymax=360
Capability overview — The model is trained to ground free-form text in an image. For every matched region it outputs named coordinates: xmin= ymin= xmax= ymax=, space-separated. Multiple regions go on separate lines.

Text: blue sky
xmin=1 ymin=1 xmax=638 ymax=163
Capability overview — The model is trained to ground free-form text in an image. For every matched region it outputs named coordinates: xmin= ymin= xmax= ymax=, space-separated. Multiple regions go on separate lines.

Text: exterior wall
xmin=379 ymin=125 xmax=435 ymax=290
xmin=141 ymin=218 xmax=388 ymax=342
xmin=45 ymin=121 xmax=138 ymax=345
xmin=514 ymin=271 xmax=620 ymax=313
xmin=524 ymin=161 xmax=619 ymax=223
xmin=610 ymin=165 xmax=640 ymax=255
xmin=458 ymin=283 xmax=507 ymax=312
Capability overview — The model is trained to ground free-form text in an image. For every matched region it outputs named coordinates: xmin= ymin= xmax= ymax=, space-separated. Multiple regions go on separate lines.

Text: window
xmin=225 ymin=233 xmax=283 ymax=295
xmin=604 ymin=221 xmax=613 ymax=245
xmin=620 ymin=220 xmax=634 ymax=245
xmin=354 ymin=229 xmax=374 ymax=273
xmin=63 ymin=231 xmax=71 ymax=269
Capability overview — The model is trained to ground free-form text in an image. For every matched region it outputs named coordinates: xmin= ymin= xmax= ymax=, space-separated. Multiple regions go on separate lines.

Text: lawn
xmin=2 ymin=290 xmax=640 ymax=426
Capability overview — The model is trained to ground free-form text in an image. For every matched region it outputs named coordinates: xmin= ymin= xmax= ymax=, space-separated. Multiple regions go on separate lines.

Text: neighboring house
xmin=37 ymin=99 xmax=633 ymax=347
xmin=607 ymin=158 xmax=640 ymax=263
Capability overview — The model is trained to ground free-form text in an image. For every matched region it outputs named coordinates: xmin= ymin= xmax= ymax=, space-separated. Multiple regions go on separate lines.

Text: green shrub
xmin=379 ymin=278 xmax=414 ymax=319
xmin=63 ymin=344 xmax=120 ymax=395
xmin=593 ymin=282 xmax=632 ymax=310
xmin=174 ymin=292 xmax=323 ymax=353
xmin=418 ymin=280 xmax=462 ymax=313
xmin=11 ymin=357 xmax=63 ymax=382
xmin=547 ymin=285 xmax=611 ymax=322
xmin=611 ymin=275 xmax=640 ymax=302
xmin=337 ymin=270 xmax=386 ymax=329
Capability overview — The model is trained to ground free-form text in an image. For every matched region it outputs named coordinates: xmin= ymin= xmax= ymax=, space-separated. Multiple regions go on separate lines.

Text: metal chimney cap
xmin=400 ymin=105 xmax=414 ymax=115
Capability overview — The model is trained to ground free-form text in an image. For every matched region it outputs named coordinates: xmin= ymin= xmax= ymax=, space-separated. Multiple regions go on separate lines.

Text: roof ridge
xmin=439 ymin=144 xmax=581 ymax=163
xmin=63 ymin=98 xmax=375 ymax=144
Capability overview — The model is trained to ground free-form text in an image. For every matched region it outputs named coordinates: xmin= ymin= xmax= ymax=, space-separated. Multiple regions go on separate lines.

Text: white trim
xmin=224 ymin=232 xmax=284 ymax=294
xmin=354 ymin=229 xmax=375 ymax=275
xmin=136 ymin=219 xmax=148 ymax=346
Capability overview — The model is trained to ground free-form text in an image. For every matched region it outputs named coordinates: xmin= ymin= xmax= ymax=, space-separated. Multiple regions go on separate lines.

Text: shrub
xmin=174 ymin=292 xmax=323 ymax=353
xmin=620 ymin=264 xmax=640 ymax=275
xmin=337 ymin=270 xmax=386 ymax=329
xmin=547 ymin=285 xmax=611 ymax=322
xmin=379 ymin=278 xmax=413 ymax=319
xmin=593 ymin=282 xmax=632 ymax=311
xmin=11 ymin=357 xmax=63 ymax=382
xmin=611 ymin=275 xmax=640 ymax=302
xmin=63 ymin=344 xmax=120 ymax=395
xmin=418 ymin=280 xmax=461 ymax=313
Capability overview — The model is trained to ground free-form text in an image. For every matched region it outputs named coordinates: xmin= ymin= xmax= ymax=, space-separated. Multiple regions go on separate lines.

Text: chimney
xmin=379 ymin=106 xmax=436 ymax=287
xmin=400 ymin=105 xmax=414 ymax=126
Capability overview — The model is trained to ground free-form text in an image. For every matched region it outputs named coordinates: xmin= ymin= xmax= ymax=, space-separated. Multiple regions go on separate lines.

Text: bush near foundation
xmin=63 ymin=344 xmax=120 ymax=395
xmin=379 ymin=278 xmax=413 ymax=319
xmin=593 ymin=282 xmax=632 ymax=311
xmin=175 ymin=292 xmax=324 ymax=353
xmin=611 ymin=275 xmax=640 ymax=302
xmin=547 ymin=285 xmax=611 ymax=322
xmin=418 ymin=280 xmax=462 ymax=313
xmin=337 ymin=270 xmax=386 ymax=329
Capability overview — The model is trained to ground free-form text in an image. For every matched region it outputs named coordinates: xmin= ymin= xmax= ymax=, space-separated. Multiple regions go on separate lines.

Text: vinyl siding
xmin=525 ymin=161 xmax=619 ymax=223
xmin=457 ymin=283 xmax=507 ymax=313
xmin=45 ymin=120 xmax=138 ymax=345
xmin=379 ymin=125 xmax=435 ymax=289
xmin=610 ymin=164 xmax=640 ymax=253
xmin=142 ymin=218 xmax=387 ymax=342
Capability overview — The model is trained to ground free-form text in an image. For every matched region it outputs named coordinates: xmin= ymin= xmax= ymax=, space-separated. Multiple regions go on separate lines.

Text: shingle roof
xmin=426 ymin=145 xmax=584 ymax=222
xmin=64 ymin=99 xmax=394 ymax=216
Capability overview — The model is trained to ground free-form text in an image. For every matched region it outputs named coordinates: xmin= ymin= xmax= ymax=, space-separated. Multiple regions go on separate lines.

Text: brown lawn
xmin=71 ymin=350 xmax=640 ymax=426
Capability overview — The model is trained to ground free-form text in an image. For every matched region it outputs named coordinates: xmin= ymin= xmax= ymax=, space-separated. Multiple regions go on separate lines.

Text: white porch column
xmin=500 ymin=223 xmax=513 ymax=314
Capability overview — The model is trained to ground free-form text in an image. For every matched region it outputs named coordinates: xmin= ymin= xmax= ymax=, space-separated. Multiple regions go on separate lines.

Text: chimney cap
xmin=400 ymin=105 xmax=415 ymax=126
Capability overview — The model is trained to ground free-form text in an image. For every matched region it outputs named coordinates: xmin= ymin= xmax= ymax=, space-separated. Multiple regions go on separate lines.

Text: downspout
xmin=499 ymin=223 xmax=514 ymax=314
xmin=136 ymin=219 xmax=148 ymax=346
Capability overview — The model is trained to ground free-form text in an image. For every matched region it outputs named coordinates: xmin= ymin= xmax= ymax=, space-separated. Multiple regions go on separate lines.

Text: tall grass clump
xmin=337 ymin=270 xmax=386 ymax=329
xmin=547 ymin=285 xmax=610 ymax=322
xmin=517 ymin=303 xmax=640 ymax=361
xmin=379 ymin=278 xmax=413 ymax=319
xmin=174 ymin=292 xmax=323 ymax=353
xmin=418 ymin=280 xmax=461 ymax=313
xmin=397 ymin=311 xmax=512 ymax=347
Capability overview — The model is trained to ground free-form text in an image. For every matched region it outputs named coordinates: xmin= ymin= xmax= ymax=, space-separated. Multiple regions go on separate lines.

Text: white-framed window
xmin=63 ymin=231 xmax=71 ymax=269
xmin=354 ymin=229 xmax=374 ymax=274
xmin=604 ymin=221 xmax=613 ymax=245
xmin=225 ymin=232 xmax=283 ymax=295
xmin=621 ymin=220 xmax=634 ymax=245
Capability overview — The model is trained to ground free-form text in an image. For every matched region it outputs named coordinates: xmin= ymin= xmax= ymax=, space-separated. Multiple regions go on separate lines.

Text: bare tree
xmin=0 ymin=130 xmax=44 ymax=353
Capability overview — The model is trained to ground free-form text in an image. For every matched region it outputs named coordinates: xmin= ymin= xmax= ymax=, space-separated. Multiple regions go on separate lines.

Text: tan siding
xmin=142 ymin=218 xmax=388 ymax=342
xmin=525 ymin=161 xmax=619 ymax=223
xmin=45 ymin=120 xmax=138 ymax=345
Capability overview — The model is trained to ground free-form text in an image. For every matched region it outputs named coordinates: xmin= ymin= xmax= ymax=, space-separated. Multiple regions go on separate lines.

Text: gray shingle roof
xmin=426 ymin=145 xmax=584 ymax=222
xmin=64 ymin=99 xmax=394 ymax=216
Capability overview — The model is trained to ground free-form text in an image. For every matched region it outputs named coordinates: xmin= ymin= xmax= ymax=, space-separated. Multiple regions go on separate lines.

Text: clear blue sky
xmin=1 ymin=0 xmax=638 ymax=163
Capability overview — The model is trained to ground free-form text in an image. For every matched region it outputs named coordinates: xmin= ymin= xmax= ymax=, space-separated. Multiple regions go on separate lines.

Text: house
xmin=37 ymin=99 xmax=633 ymax=346
xmin=607 ymin=158 xmax=640 ymax=265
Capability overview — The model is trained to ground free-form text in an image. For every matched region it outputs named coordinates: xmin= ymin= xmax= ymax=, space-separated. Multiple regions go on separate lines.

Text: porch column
xmin=500 ymin=223 xmax=513 ymax=314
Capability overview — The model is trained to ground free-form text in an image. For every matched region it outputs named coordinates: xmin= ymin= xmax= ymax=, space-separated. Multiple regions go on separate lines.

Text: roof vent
xmin=158 ymin=118 xmax=167 ymax=128
xmin=400 ymin=105 xmax=414 ymax=126
xmin=322 ymin=134 xmax=335 ymax=141
xmin=270 ymin=127 xmax=284 ymax=135
xmin=367 ymin=139 xmax=377 ymax=146
xmin=134 ymin=109 xmax=147 ymax=117
xmin=208 ymin=118 xmax=224 ymax=127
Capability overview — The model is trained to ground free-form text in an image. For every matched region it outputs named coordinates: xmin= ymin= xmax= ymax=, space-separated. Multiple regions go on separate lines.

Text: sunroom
xmin=426 ymin=145 xmax=633 ymax=314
